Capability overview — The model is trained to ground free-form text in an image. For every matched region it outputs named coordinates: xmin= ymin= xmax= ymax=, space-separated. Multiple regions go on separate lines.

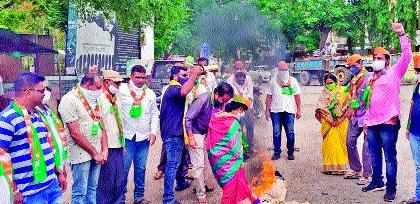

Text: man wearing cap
xmin=118 ymin=65 xmax=159 ymax=204
xmin=406 ymin=55 xmax=420 ymax=204
xmin=96 ymin=70 xmax=125 ymax=204
xmin=343 ymin=54 xmax=372 ymax=185
xmin=227 ymin=61 xmax=255 ymax=160
xmin=265 ymin=60 xmax=302 ymax=161
xmin=361 ymin=23 xmax=412 ymax=202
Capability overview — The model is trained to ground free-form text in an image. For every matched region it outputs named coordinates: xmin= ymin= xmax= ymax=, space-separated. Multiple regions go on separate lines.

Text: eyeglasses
xmin=181 ymin=74 xmax=188 ymax=78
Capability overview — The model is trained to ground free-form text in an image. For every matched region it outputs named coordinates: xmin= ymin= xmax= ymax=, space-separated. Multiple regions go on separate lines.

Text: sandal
xmin=154 ymin=171 xmax=164 ymax=180
xmin=343 ymin=171 xmax=361 ymax=179
xmin=185 ymin=172 xmax=194 ymax=180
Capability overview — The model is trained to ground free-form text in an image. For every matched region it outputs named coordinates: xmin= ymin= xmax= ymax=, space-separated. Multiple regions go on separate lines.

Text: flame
xmin=251 ymin=154 xmax=277 ymax=196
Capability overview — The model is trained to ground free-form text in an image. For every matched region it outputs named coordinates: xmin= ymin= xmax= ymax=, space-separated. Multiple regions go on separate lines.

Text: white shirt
xmin=206 ymin=72 xmax=217 ymax=92
xmin=267 ymin=76 xmax=301 ymax=114
xmin=227 ymin=74 xmax=254 ymax=101
xmin=118 ymin=82 xmax=160 ymax=141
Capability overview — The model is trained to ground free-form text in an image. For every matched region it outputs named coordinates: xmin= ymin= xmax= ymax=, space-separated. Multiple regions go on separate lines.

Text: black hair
xmin=131 ymin=65 xmax=147 ymax=75
xmin=225 ymin=101 xmax=247 ymax=112
xmin=214 ymin=82 xmax=234 ymax=97
xmin=81 ymin=73 xmax=98 ymax=86
xmin=323 ymin=73 xmax=338 ymax=83
xmin=234 ymin=71 xmax=246 ymax=79
xmin=14 ymin=72 xmax=45 ymax=92
xmin=170 ymin=66 xmax=187 ymax=80
xmin=197 ymin=57 xmax=208 ymax=64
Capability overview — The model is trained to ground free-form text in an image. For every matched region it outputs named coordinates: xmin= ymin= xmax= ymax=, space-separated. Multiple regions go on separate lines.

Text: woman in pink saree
xmin=206 ymin=96 xmax=260 ymax=204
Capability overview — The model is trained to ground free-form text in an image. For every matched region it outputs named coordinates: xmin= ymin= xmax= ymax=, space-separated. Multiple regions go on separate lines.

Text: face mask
xmin=237 ymin=111 xmax=245 ymax=119
xmin=349 ymin=66 xmax=360 ymax=75
xmin=82 ymin=87 xmax=101 ymax=108
xmin=109 ymin=85 xmax=119 ymax=95
xmin=42 ymin=90 xmax=51 ymax=104
xmin=417 ymin=74 xmax=420 ymax=82
xmin=179 ymin=77 xmax=188 ymax=85
xmin=372 ymin=60 xmax=386 ymax=72
xmin=277 ymin=70 xmax=289 ymax=81
xmin=326 ymin=82 xmax=336 ymax=91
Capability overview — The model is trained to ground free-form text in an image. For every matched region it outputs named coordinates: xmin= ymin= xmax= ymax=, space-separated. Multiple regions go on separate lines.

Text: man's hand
xmin=190 ymin=66 xmax=203 ymax=78
xmin=265 ymin=109 xmax=270 ymax=121
xmin=93 ymin=152 xmax=104 ymax=164
xmin=57 ymin=172 xmax=67 ymax=192
xmin=188 ymin=136 xmax=197 ymax=149
xmin=296 ymin=110 xmax=302 ymax=119
xmin=148 ymin=134 xmax=157 ymax=145
xmin=101 ymin=150 xmax=108 ymax=163
xmin=14 ymin=192 xmax=23 ymax=204
xmin=406 ymin=130 xmax=410 ymax=140
xmin=392 ymin=22 xmax=405 ymax=36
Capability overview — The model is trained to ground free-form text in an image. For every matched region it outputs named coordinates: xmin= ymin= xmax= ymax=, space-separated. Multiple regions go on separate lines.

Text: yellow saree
xmin=316 ymin=85 xmax=350 ymax=174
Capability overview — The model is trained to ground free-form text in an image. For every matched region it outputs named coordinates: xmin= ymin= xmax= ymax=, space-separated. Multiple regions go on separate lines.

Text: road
xmin=64 ymin=85 xmax=417 ymax=204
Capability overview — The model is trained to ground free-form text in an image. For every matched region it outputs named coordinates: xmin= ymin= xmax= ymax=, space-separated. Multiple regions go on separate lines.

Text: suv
xmin=149 ymin=60 xmax=184 ymax=106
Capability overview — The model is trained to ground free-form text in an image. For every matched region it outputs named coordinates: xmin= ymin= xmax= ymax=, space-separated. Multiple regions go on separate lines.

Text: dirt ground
xmin=63 ymin=85 xmax=417 ymax=204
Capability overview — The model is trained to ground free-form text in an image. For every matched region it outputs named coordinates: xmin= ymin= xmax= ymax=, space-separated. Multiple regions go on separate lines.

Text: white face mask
xmin=42 ymin=90 xmax=51 ymax=104
xmin=416 ymin=74 xmax=420 ymax=82
xmin=277 ymin=70 xmax=289 ymax=81
xmin=237 ymin=111 xmax=245 ymax=119
xmin=81 ymin=87 xmax=101 ymax=108
xmin=109 ymin=85 xmax=120 ymax=95
xmin=372 ymin=60 xmax=386 ymax=71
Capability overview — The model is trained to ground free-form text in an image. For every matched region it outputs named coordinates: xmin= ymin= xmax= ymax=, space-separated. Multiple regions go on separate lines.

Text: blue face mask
xmin=178 ymin=77 xmax=188 ymax=85
xmin=349 ymin=66 xmax=360 ymax=75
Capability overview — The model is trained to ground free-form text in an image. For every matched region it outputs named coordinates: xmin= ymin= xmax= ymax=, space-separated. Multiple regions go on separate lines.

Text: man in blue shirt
xmin=160 ymin=65 xmax=202 ymax=204
xmin=0 ymin=72 xmax=65 ymax=204
xmin=407 ymin=55 xmax=420 ymax=204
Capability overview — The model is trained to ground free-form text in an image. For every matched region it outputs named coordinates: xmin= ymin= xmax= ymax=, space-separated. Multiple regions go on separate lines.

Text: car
xmin=248 ymin=65 xmax=272 ymax=83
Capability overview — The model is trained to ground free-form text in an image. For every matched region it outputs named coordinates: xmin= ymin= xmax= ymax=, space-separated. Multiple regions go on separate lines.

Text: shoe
xmin=356 ymin=177 xmax=370 ymax=185
xmin=134 ymin=198 xmax=152 ymax=204
xmin=175 ymin=181 xmax=192 ymax=191
xmin=362 ymin=182 xmax=385 ymax=192
xmin=271 ymin=154 xmax=280 ymax=160
xmin=287 ymin=154 xmax=295 ymax=160
xmin=193 ymin=185 xmax=214 ymax=193
xmin=406 ymin=197 xmax=420 ymax=204
xmin=383 ymin=190 xmax=396 ymax=202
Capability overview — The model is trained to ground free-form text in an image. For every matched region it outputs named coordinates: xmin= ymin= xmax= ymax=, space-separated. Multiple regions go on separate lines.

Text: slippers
xmin=185 ymin=173 xmax=194 ymax=180
xmin=343 ymin=171 xmax=361 ymax=179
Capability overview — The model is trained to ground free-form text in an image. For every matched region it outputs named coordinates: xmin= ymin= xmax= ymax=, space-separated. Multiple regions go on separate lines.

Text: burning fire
xmin=251 ymin=154 xmax=276 ymax=196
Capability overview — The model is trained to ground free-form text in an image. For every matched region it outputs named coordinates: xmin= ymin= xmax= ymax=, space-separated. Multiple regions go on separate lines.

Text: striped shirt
xmin=0 ymin=104 xmax=56 ymax=196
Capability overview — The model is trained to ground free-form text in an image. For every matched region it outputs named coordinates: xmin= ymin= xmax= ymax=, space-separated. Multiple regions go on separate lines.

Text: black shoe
xmin=287 ymin=154 xmax=295 ymax=160
xmin=271 ymin=154 xmax=280 ymax=160
xmin=361 ymin=182 xmax=385 ymax=192
xmin=406 ymin=197 xmax=420 ymax=204
xmin=383 ymin=190 xmax=396 ymax=202
xmin=175 ymin=181 xmax=191 ymax=191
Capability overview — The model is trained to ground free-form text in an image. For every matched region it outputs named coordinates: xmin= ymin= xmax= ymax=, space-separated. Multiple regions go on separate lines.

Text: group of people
xmin=0 ymin=53 xmax=262 ymax=204
xmin=314 ymin=22 xmax=420 ymax=203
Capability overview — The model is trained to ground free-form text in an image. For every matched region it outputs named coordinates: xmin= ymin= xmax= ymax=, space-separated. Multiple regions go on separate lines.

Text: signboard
xmin=65 ymin=4 xmax=140 ymax=76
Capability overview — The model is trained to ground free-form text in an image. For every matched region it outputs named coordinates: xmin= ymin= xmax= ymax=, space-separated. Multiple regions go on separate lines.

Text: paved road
xmin=64 ymin=85 xmax=417 ymax=204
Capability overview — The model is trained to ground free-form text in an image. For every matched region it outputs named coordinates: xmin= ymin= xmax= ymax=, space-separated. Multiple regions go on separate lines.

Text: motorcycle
xmin=252 ymin=83 xmax=264 ymax=119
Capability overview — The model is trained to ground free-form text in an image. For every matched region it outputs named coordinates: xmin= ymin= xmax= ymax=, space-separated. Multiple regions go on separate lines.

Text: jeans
xmin=270 ymin=112 xmax=295 ymax=156
xmin=71 ymin=160 xmax=101 ymax=204
xmin=367 ymin=123 xmax=400 ymax=192
xmin=346 ymin=122 xmax=372 ymax=177
xmin=24 ymin=178 xmax=63 ymax=204
xmin=163 ymin=136 xmax=187 ymax=204
xmin=158 ymin=143 xmax=190 ymax=177
xmin=97 ymin=148 xmax=125 ymax=204
xmin=410 ymin=133 xmax=420 ymax=200
xmin=241 ymin=111 xmax=254 ymax=156
xmin=123 ymin=138 xmax=150 ymax=202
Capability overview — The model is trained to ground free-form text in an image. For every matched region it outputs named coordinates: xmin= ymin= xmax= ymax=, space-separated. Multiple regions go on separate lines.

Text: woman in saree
xmin=206 ymin=95 xmax=260 ymax=204
xmin=315 ymin=73 xmax=350 ymax=175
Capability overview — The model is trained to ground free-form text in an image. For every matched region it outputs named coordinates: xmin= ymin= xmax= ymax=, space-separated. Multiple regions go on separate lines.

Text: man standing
xmin=119 ymin=65 xmax=159 ymax=204
xmin=406 ymin=55 xmax=420 ymax=204
xmin=96 ymin=70 xmax=125 ymax=204
xmin=59 ymin=73 xmax=107 ymax=204
xmin=0 ymin=72 xmax=64 ymax=203
xmin=227 ymin=61 xmax=255 ymax=159
xmin=343 ymin=54 xmax=372 ymax=185
xmin=197 ymin=57 xmax=217 ymax=92
xmin=361 ymin=23 xmax=412 ymax=202
xmin=161 ymin=65 xmax=202 ymax=204
xmin=186 ymin=82 xmax=234 ymax=204
xmin=265 ymin=61 xmax=302 ymax=161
